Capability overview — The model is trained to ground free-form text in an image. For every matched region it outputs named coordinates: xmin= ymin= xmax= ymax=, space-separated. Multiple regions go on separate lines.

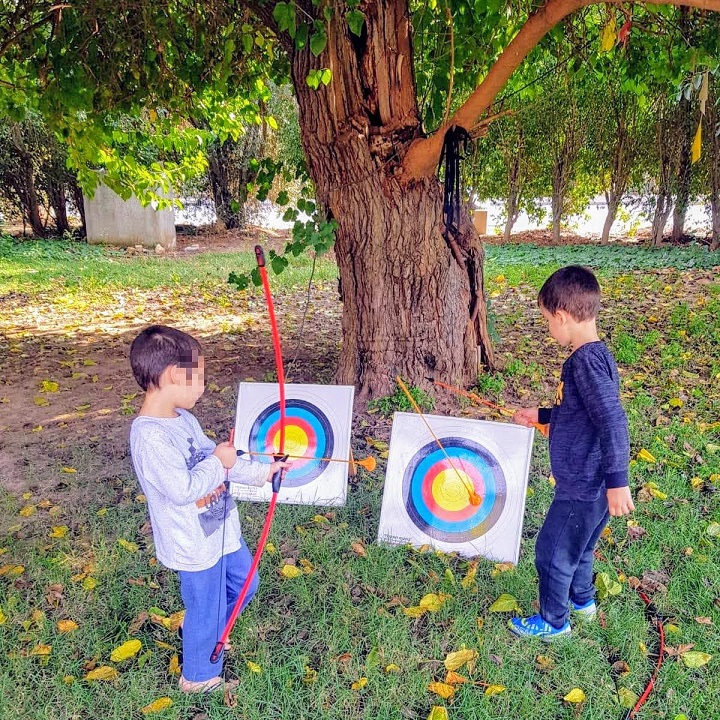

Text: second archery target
xmin=233 ymin=383 xmax=354 ymax=506
xmin=377 ymin=413 xmax=534 ymax=563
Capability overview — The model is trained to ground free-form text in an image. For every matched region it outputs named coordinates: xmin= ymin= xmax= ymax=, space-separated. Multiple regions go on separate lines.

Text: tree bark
xmin=287 ymin=0 xmax=493 ymax=399
xmin=550 ymin=102 xmax=580 ymax=244
xmin=708 ymin=83 xmax=720 ymax=251
xmin=208 ymin=125 xmax=263 ymax=230
xmin=671 ymin=91 xmax=694 ymax=242
xmin=650 ymin=106 xmax=675 ymax=247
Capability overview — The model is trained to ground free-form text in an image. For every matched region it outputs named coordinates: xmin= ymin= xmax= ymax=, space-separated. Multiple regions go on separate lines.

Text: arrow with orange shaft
xmin=430 ymin=378 xmax=549 ymax=438
xmin=238 ymin=449 xmax=376 ymax=472
xmin=396 ymin=375 xmax=481 ymax=507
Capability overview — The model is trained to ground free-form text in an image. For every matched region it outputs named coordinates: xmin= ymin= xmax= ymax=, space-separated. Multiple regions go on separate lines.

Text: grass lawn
xmin=0 ymin=235 xmax=719 ymax=719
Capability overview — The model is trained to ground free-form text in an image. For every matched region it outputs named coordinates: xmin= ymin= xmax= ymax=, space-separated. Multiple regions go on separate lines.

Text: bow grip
xmin=271 ymin=454 xmax=289 ymax=493
xmin=255 ymin=245 xmax=266 ymax=267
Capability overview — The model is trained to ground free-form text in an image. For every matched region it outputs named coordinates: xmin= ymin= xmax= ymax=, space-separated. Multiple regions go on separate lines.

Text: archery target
xmin=233 ymin=383 xmax=354 ymax=506
xmin=377 ymin=413 xmax=534 ymax=563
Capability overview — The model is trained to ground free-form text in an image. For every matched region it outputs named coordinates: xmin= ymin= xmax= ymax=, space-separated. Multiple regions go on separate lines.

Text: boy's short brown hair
xmin=537 ymin=265 xmax=601 ymax=322
xmin=130 ymin=325 xmax=202 ymax=391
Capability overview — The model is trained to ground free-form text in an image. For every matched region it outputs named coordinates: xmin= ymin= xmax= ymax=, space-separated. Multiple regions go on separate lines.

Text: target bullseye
xmin=250 ymin=399 xmax=334 ymax=488
xmin=403 ymin=437 xmax=505 ymax=542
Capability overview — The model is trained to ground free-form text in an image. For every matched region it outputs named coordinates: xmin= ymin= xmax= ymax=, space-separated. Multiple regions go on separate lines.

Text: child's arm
xmin=227 ymin=456 xmax=292 ymax=490
xmin=572 ymin=352 xmax=631 ymax=501
xmin=133 ymin=428 xmax=226 ymax=505
xmin=513 ymin=407 xmax=552 ymax=426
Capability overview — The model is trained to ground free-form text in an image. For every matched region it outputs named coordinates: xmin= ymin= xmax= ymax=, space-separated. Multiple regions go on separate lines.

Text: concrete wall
xmin=84 ymin=182 xmax=176 ymax=250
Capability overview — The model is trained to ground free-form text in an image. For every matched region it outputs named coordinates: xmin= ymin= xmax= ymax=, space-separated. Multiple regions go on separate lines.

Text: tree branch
xmin=402 ymin=0 xmax=720 ymax=181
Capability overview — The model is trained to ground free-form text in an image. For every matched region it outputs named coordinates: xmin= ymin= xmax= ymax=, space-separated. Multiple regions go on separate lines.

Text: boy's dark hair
xmin=537 ymin=265 xmax=601 ymax=322
xmin=130 ymin=325 xmax=202 ymax=390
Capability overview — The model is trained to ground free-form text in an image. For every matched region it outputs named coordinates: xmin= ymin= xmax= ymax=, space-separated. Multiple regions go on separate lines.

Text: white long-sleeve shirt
xmin=129 ymin=409 xmax=267 ymax=571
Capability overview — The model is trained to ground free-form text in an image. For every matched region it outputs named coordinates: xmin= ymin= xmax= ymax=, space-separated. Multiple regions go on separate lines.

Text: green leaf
xmin=346 ymin=9 xmax=365 ymax=36
xmin=310 ymin=28 xmax=327 ymax=57
xmin=276 ymin=190 xmax=289 ymax=206
xmin=306 ymin=70 xmax=321 ymax=90
xmin=595 ymin=571 xmax=622 ymax=600
xmin=618 ymin=688 xmax=639 ymax=709
xmin=488 ymin=593 xmax=520 ymax=613
xmin=707 ymin=523 xmax=720 ymax=537
xmin=320 ymin=68 xmax=333 ymax=85
xmin=680 ymin=651 xmax=712 ymax=668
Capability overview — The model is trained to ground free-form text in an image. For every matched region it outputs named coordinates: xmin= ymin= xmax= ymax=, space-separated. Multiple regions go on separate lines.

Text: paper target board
xmin=377 ymin=412 xmax=534 ymax=563
xmin=232 ymin=383 xmax=354 ymax=506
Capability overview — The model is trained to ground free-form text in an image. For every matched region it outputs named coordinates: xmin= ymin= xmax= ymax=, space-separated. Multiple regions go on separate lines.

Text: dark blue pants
xmin=535 ymin=495 xmax=609 ymax=628
xmin=178 ymin=541 xmax=259 ymax=681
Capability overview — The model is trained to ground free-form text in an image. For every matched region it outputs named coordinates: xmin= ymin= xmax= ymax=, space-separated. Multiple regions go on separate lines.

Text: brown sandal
xmin=178 ymin=675 xmax=238 ymax=694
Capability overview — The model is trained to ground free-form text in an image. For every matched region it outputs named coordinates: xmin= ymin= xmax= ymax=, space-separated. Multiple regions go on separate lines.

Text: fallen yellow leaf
xmin=118 ymin=539 xmax=139 ymax=553
xmin=680 ymin=651 xmax=712 ymax=668
xmin=29 ymin=644 xmax=52 ymax=656
xmin=484 ymin=685 xmax=506 ymax=696
xmin=168 ymin=654 xmax=180 ymax=675
xmin=563 ymin=688 xmax=586 ymax=703
xmin=246 ymin=661 xmax=262 ymax=673
xmin=49 ymin=526 xmax=69 ymax=538
xmin=445 ymin=670 xmax=467 ymax=685
xmin=265 ymin=542 xmax=276 ymax=554
xmin=57 ymin=619 xmax=79 ymax=633
xmin=85 ymin=666 xmax=119 ymax=682
xmin=637 ymin=449 xmax=656 ymax=463
xmin=428 ymin=682 xmax=455 ymax=699
xmin=141 ymin=697 xmax=173 ymax=715
xmin=280 ymin=564 xmax=302 ymax=578
xmin=110 ymin=639 xmax=142 ymax=662
xmin=419 ymin=593 xmax=450 ymax=613
xmin=351 ymin=677 xmax=368 ymax=691
xmin=0 ymin=608 xmax=6 ymax=625
xmin=427 ymin=707 xmax=449 ymax=720
xmin=82 ymin=577 xmax=97 ymax=591
xmin=385 ymin=664 xmax=401 ymax=673
xmin=443 ymin=648 xmax=478 ymax=671
xmin=461 ymin=563 xmax=478 ymax=588
xmin=19 ymin=505 xmax=36 ymax=517
xmin=403 ymin=606 xmax=426 ymax=618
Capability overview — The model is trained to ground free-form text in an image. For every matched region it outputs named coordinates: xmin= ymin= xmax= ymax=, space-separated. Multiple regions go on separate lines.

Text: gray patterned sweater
xmin=130 ymin=409 xmax=267 ymax=571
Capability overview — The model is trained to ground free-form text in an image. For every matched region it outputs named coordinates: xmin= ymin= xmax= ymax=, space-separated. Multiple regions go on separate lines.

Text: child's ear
xmin=164 ymin=364 xmax=184 ymax=387
xmin=555 ymin=309 xmax=571 ymax=325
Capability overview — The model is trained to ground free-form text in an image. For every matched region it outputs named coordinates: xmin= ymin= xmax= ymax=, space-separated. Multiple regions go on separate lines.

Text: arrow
xmin=430 ymin=378 xmax=549 ymax=438
xmin=396 ymin=375 xmax=481 ymax=506
xmin=238 ymin=448 xmax=376 ymax=472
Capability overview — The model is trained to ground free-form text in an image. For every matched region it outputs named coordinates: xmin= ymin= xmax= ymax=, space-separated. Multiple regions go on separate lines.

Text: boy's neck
xmin=139 ymin=388 xmax=181 ymax=418
xmin=568 ymin=318 xmax=600 ymax=352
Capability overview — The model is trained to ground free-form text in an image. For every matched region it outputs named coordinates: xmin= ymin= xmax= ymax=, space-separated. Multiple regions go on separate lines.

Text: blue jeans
xmin=178 ymin=540 xmax=259 ymax=681
xmin=535 ymin=495 xmax=609 ymax=628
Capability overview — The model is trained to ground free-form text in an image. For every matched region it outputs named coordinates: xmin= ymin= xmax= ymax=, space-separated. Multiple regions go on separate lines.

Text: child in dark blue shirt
xmin=510 ymin=266 xmax=634 ymax=639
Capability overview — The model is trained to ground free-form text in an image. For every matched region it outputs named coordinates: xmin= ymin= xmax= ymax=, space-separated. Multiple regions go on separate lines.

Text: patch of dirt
xmin=0 ymin=230 xmax=341 ymax=525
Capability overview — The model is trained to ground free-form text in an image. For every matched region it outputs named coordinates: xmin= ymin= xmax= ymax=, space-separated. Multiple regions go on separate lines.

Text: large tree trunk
xmin=601 ymin=194 xmax=620 ymax=244
xmin=208 ymin=125 xmax=263 ymax=230
xmin=708 ymin=83 xmax=720 ymax=251
xmin=287 ymin=1 xmax=493 ymax=399
xmin=601 ymin=107 xmax=634 ymax=244
xmin=671 ymin=91 xmax=694 ymax=242
xmin=650 ymin=106 xmax=675 ymax=248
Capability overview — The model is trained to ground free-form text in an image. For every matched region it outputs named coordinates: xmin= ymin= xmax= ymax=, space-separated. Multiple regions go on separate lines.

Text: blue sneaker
xmin=571 ymin=599 xmax=597 ymax=619
xmin=508 ymin=614 xmax=571 ymax=640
